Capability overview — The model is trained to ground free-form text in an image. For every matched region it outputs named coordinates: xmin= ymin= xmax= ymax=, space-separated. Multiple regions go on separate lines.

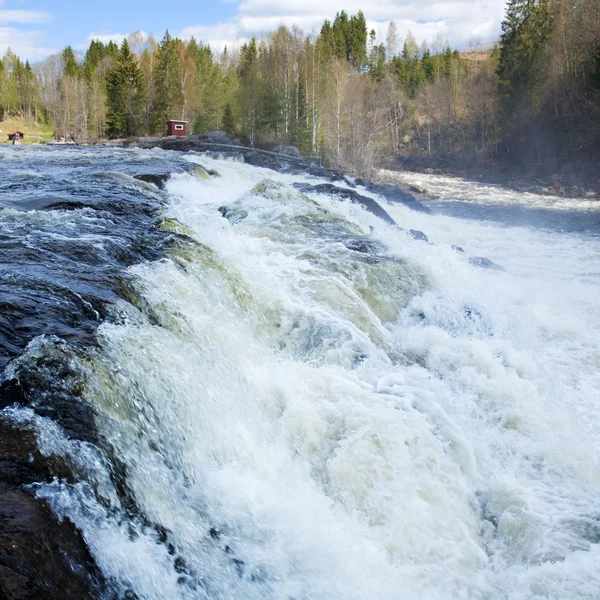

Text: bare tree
xmin=386 ymin=21 xmax=399 ymax=61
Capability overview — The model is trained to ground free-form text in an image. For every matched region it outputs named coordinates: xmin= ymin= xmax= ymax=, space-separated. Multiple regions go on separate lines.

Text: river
xmin=1 ymin=146 xmax=599 ymax=599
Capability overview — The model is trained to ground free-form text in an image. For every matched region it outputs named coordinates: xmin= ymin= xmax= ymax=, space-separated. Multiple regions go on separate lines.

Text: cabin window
xmin=175 ymin=124 xmax=184 ymax=131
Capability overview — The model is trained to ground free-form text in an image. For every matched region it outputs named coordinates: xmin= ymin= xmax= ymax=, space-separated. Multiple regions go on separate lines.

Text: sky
xmin=0 ymin=0 xmax=507 ymax=62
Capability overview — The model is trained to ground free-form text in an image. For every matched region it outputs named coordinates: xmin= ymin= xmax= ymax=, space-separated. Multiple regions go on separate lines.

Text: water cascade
xmin=1 ymin=146 xmax=599 ymax=599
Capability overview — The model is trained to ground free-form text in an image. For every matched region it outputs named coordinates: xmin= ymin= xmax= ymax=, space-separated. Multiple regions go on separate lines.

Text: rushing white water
xmin=18 ymin=152 xmax=600 ymax=599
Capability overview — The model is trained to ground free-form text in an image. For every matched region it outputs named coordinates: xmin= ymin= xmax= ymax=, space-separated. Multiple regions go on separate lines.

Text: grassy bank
xmin=0 ymin=117 xmax=54 ymax=145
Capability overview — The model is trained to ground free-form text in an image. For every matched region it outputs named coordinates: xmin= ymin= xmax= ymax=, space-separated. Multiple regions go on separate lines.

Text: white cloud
xmin=79 ymin=31 xmax=150 ymax=54
xmin=0 ymin=26 xmax=56 ymax=60
xmin=0 ymin=9 xmax=50 ymax=24
xmin=0 ymin=1 xmax=53 ymax=60
xmin=84 ymin=32 xmax=129 ymax=46
xmin=181 ymin=0 xmax=506 ymax=50
xmin=0 ymin=0 xmax=50 ymax=25
xmin=180 ymin=22 xmax=248 ymax=51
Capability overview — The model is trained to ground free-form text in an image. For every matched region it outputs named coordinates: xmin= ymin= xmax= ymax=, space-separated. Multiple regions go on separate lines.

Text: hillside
xmin=0 ymin=117 xmax=54 ymax=145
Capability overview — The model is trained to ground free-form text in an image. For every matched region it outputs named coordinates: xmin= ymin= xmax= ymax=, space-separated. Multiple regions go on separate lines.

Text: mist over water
xmin=2 ymin=147 xmax=600 ymax=599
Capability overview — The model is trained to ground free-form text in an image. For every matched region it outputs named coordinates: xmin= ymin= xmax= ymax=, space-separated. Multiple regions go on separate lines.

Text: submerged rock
xmin=293 ymin=183 xmax=397 ymax=226
xmin=218 ymin=205 xmax=249 ymax=224
xmin=469 ymin=256 xmax=506 ymax=271
xmin=134 ymin=173 xmax=170 ymax=188
xmin=409 ymin=229 xmax=429 ymax=242
xmin=364 ymin=181 xmax=432 ymax=214
xmin=291 ymin=182 xmax=432 ymax=242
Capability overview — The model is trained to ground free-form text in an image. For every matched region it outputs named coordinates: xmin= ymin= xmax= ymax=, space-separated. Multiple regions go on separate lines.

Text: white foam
xmin=36 ymin=154 xmax=600 ymax=599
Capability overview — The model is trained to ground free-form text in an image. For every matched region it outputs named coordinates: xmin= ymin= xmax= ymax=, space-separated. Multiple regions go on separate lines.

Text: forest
xmin=0 ymin=0 xmax=599 ymax=177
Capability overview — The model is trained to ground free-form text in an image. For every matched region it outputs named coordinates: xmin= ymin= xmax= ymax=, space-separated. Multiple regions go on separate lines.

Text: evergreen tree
xmin=368 ymin=30 xmax=387 ymax=82
xmin=348 ymin=11 xmax=368 ymax=68
xmin=151 ymin=30 xmax=184 ymax=133
xmin=106 ymin=39 xmax=145 ymax=137
xmin=421 ymin=47 xmax=434 ymax=80
xmin=238 ymin=37 xmax=260 ymax=143
xmin=222 ymin=103 xmax=237 ymax=136
xmin=318 ymin=20 xmax=336 ymax=61
xmin=332 ymin=12 xmax=349 ymax=61
xmin=62 ymin=46 xmax=79 ymax=78
xmin=106 ymin=41 xmax=120 ymax=57
xmin=497 ymin=0 xmax=551 ymax=97
xmin=83 ymin=40 xmax=106 ymax=81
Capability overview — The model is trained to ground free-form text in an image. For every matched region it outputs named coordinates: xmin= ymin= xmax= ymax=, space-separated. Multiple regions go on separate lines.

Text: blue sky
xmin=0 ymin=0 xmax=507 ymax=61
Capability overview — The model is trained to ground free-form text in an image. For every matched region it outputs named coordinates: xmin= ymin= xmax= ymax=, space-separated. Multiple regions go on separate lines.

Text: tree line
xmin=1 ymin=2 xmax=599 ymax=176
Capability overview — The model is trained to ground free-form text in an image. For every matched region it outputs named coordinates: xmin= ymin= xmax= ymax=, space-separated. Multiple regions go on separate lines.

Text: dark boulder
xmin=273 ymin=145 xmax=301 ymax=158
xmin=200 ymin=131 xmax=232 ymax=145
xmin=134 ymin=173 xmax=170 ymax=189
xmin=409 ymin=229 xmax=429 ymax=242
xmin=364 ymin=181 xmax=431 ymax=214
xmin=293 ymin=183 xmax=397 ymax=226
xmin=469 ymin=256 xmax=506 ymax=271
xmin=0 ymin=344 xmax=106 ymax=599
xmin=0 ymin=483 xmax=105 ymax=600
xmin=218 ymin=205 xmax=248 ymax=224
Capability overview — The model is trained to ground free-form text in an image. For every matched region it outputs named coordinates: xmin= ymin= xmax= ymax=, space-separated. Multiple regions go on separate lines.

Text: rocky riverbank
xmin=386 ymin=155 xmax=600 ymax=200
xmin=104 ymin=132 xmax=432 ymax=215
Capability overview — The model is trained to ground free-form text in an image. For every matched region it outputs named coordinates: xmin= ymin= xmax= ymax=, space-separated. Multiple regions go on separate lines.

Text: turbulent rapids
xmin=1 ymin=146 xmax=600 ymax=600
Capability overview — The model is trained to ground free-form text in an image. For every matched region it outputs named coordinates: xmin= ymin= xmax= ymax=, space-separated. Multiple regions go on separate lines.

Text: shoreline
xmin=386 ymin=155 xmax=600 ymax=201
xmin=17 ymin=135 xmax=600 ymax=202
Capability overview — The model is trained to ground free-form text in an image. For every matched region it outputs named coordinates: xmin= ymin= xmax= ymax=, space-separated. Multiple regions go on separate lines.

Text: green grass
xmin=0 ymin=116 xmax=54 ymax=145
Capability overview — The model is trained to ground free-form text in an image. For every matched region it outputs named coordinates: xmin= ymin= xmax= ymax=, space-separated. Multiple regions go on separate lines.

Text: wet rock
xmin=243 ymin=149 xmax=303 ymax=171
xmin=202 ymin=150 xmax=244 ymax=162
xmin=158 ymin=136 xmax=195 ymax=151
xmin=0 ymin=484 xmax=105 ymax=600
xmin=364 ymin=181 xmax=431 ymax=214
xmin=293 ymin=183 xmax=397 ymax=226
xmin=192 ymin=166 xmax=211 ymax=180
xmin=134 ymin=173 xmax=170 ymax=189
xmin=0 ymin=339 xmax=99 ymax=445
xmin=218 ymin=206 xmax=248 ymax=224
xmin=469 ymin=256 xmax=506 ymax=271
xmin=409 ymin=229 xmax=429 ymax=242
xmin=344 ymin=238 xmax=383 ymax=254
xmin=0 ymin=348 xmax=106 ymax=600
xmin=200 ymin=131 xmax=232 ymax=145
xmin=124 ymin=136 xmax=432 ymax=214
xmin=273 ymin=145 xmax=301 ymax=158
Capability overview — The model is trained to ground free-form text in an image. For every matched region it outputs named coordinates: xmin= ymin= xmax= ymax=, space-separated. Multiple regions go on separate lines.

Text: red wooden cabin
xmin=8 ymin=131 xmax=25 ymax=143
xmin=167 ymin=120 xmax=187 ymax=136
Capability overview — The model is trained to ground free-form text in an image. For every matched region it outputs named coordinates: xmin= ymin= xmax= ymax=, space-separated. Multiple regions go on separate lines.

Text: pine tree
xmin=238 ymin=37 xmax=260 ymax=144
xmin=332 ymin=12 xmax=349 ymax=62
xmin=497 ymin=0 xmax=551 ymax=98
xmin=106 ymin=39 xmax=145 ymax=137
xmin=222 ymin=103 xmax=237 ymax=136
xmin=151 ymin=30 xmax=184 ymax=133
xmin=62 ymin=46 xmax=79 ymax=78
xmin=348 ymin=11 xmax=368 ymax=69
xmin=83 ymin=40 xmax=106 ymax=81
xmin=317 ymin=20 xmax=336 ymax=62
